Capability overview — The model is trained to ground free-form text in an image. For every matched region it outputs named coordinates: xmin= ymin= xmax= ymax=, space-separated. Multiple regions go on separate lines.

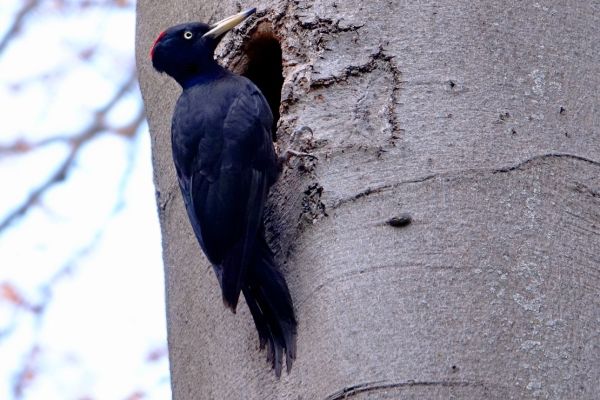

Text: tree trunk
xmin=136 ymin=1 xmax=600 ymax=399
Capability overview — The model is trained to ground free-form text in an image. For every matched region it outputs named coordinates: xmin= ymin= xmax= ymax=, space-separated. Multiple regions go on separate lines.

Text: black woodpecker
xmin=150 ymin=8 xmax=296 ymax=376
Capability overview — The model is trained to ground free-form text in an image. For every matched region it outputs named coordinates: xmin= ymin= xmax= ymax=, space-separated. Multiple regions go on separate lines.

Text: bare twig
xmin=0 ymin=0 xmax=40 ymax=55
xmin=2 ymin=104 xmax=145 ymax=398
xmin=0 ymin=72 xmax=139 ymax=234
xmin=12 ymin=345 xmax=40 ymax=400
xmin=0 ymin=135 xmax=74 ymax=155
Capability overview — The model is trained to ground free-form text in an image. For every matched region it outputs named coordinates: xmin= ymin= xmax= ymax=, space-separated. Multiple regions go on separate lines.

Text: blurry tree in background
xmin=0 ymin=1 xmax=170 ymax=399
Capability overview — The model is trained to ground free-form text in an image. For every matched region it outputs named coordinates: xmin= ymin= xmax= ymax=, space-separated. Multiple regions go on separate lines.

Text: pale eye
xmin=183 ymin=31 xmax=193 ymax=39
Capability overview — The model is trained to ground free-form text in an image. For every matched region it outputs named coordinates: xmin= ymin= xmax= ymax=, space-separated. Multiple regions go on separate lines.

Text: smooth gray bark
xmin=136 ymin=1 xmax=600 ymax=399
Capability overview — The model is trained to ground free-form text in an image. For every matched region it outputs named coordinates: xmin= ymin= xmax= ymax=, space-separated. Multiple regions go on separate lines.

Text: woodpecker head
xmin=150 ymin=8 xmax=256 ymax=86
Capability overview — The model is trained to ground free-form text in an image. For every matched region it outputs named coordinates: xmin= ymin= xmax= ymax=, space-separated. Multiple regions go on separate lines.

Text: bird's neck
xmin=180 ymin=62 xmax=229 ymax=89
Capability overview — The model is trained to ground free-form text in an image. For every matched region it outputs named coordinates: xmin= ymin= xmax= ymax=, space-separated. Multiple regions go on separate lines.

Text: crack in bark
xmin=331 ymin=153 xmax=600 ymax=210
xmin=268 ymin=2 xmax=363 ymax=60
xmin=310 ymin=47 xmax=393 ymax=88
xmin=297 ymin=16 xmax=364 ymax=34
xmin=386 ymin=55 xmax=402 ymax=142
xmin=324 ymin=379 xmax=475 ymax=400
xmin=492 ymin=152 xmax=600 ymax=173
xmin=331 ymin=174 xmax=436 ymax=209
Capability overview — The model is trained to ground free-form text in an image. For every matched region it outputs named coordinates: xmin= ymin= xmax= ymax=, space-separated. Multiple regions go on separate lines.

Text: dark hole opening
xmin=238 ymin=26 xmax=284 ymax=141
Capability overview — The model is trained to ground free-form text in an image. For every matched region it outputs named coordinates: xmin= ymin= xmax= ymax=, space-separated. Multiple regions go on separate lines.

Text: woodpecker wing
xmin=188 ymin=78 xmax=277 ymax=309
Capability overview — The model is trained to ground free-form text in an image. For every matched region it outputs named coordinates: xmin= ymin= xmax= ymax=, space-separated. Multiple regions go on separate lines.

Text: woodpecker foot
xmin=286 ymin=148 xmax=317 ymax=160
xmin=278 ymin=148 xmax=317 ymax=169
xmin=277 ymin=126 xmax=317 ymax=167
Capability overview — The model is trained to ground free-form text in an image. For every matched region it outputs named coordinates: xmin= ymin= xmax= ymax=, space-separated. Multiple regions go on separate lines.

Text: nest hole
xmin=236 ymin=25 xmax=284 ymax=141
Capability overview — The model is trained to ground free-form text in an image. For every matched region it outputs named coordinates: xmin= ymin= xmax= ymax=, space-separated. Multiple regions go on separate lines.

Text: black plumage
xmin=150 ymin=9 xmax=296 ymax=376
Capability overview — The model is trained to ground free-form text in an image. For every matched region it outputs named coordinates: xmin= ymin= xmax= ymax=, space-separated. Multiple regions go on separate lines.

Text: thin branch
xmin=0 ymin=135 xmax=75 ymax=156
xmin=12 ymin=345 xmax=40 ymax=400
xmin=0 ymin=0 xmax=135 ymax=57
xmin=0 ymin=104 xmax=144 ymax=342
xmin=0 ymin=72 xmax=139 ymax=234
xmin=0 ymin=0 xmax=40 ymax=55
xmin=2 ymin=123 xmax=145 ymax=399
xmin=2 ymin=110 xmax=145 ymax=396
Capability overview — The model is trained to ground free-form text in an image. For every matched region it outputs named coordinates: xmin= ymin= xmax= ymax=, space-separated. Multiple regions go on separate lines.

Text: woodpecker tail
xmin=242 ymin=237 xmax=297 ymax=377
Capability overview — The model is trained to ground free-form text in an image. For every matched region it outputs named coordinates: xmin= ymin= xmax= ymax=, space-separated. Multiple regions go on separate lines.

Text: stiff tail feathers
xmin=243 ymin=239 xmax=297 ymax=377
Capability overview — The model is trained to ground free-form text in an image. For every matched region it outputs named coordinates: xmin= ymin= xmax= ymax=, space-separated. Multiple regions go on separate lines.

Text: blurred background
xmin=0 ymin=1 xmax=170 ymax=399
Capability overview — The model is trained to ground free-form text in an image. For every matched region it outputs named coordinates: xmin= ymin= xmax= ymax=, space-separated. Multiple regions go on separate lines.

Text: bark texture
xmin=136 ymin=1 xmax=600 ymax=399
